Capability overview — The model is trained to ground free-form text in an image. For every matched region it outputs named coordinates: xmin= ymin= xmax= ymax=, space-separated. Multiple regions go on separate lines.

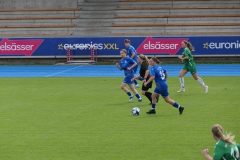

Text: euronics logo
xmin=203 ymin=41 xmax=240 ymax=49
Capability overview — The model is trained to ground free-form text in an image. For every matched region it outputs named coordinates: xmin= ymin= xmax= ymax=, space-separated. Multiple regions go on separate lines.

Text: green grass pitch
xmin=0 ymin=77 xmax=239 ymax=160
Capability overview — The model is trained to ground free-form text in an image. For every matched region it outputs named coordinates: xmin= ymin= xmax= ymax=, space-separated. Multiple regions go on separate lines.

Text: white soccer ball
xmin=132 ymin=107 xmax=140 ymax=116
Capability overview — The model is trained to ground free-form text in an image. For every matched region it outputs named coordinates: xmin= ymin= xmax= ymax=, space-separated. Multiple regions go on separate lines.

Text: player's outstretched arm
xmin=144 ymin=76 xmax=154 ymax=87
xmin=127 ymin=62 xmax=137 ymax=70
xmin=202 ymin=149 xmax=213 ymax=160
xmin=131 ymin=75 xmax=141 ymax=82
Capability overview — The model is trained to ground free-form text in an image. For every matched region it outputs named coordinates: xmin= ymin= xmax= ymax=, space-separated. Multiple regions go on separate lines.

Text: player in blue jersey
xmin=124 ymin=39 xmax=140 ymax=88
xmin=116 ymin=49 xmax=142 ymax=102
xmin=144 ymin=57 xmax=184 ymax=114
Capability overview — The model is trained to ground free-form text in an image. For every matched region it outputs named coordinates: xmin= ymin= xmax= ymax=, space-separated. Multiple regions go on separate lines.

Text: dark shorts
xmin=142 ymin=81 xmax=152 ymax=91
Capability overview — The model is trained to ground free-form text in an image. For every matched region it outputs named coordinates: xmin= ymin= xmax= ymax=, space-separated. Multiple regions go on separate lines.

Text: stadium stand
xmin=0 ymin=0 xmax=240 ymax=37
xmin=0 ymin=0 xmax=79 ymax=37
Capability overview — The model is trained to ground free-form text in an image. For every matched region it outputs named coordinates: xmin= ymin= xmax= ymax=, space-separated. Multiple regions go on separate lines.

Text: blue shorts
xmin=123 ymin=75 xmax=134 ymax=85
xmin=154 ymin=84 xmax=169 ymax=98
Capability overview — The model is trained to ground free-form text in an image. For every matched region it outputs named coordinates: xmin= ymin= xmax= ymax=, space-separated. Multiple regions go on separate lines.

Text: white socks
xmin=179 ymin=77 xmax=185 ymax=89
xmin=180 ymin=77 xmax=206 ymax=89
xmin=197 ymin=77 xmax=206 ymax=88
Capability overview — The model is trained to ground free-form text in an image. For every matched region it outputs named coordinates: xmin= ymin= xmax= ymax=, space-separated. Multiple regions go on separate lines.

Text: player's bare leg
xmin=121 ymin=83 xmax=134 ymax=101
xmin=129 ymin=84 xmax=142 ymax=102
xmin=192 ymin=73 xmax=208 ymax=93
xmin=178 ymin=69 xmax=188 ymax=92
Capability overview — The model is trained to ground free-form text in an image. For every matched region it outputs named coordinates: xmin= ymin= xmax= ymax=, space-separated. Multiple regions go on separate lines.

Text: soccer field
xmin=1 ymin=77 xmax=239 ymax=160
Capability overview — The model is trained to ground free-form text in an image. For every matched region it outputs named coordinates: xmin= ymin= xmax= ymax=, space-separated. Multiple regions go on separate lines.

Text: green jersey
xmin=213 ymin=139 xmax=240 ymax=160
xmin=182 ymin=47 xmax=194 ymax=66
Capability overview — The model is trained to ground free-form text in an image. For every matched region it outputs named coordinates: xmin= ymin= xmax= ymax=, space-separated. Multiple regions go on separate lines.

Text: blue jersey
xmin=127 ymin=45 xmax=138 ymax=62
xmin=150 ymin=65 xmax=167 ymax=88
xmin=120 ymin=57 xmax=136 ymax=76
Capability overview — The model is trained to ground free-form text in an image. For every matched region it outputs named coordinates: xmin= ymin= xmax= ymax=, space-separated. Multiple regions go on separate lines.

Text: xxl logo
xmin=58 ymin=42 xmax=119 ymax=50
xmin=203 ymin=41 xmax=240 ymax=49
xmin=136 ymin=37 xmax=188 ymax=55
xmin=0 ymin=38 xmax=43 ymax=56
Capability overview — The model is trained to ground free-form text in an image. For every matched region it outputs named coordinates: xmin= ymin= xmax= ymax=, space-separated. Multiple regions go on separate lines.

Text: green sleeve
xmin=213 ymin=144 xmax=224 ymax=160
xmin=237 ymin=143 xmax=240 ymax=150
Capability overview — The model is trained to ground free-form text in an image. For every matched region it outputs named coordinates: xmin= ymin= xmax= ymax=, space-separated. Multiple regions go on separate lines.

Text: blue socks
xmin=133 ymin=80 xmax=138 ymax=85
xmin=150 ymin=102 xmax=180 ymax=111
xmin=135 ymin=94 xmax=141 ymax=99
xmin=152 ymin=104 xmax=156 ymax=110
xmin=173 ymin=102 xmax=180 ymax=108
xmin=127 ymin=92 xmax=132 ymax=97
xmin=139 ymin=77 xmax=143 ymax=81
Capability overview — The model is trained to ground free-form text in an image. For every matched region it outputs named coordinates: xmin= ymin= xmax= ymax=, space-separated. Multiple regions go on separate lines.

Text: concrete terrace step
xmin=112 ymin=23 xmax=240 ymax=27
xmin=78 ymin=14 xmax=115 ymax=19
xmin=109 ymin=32 xmax=240 ymax=36
xmin=115 ymin=14 xmax=240 ymax=18
xmin=0 ymin=20 xmax=72 ymax=25
xmin=81 ymin=6 xmax=117 ymax=11
xmin=1 ymin=26 xmax=239 ymax=31
xmin=81 ymin=2 xmax=120 ymax=6
xmin=0 ymin=16 xmax=77 ymax=20
xmin=1 ymin=28 xmax=238 ymax=37
xmin=84 ymin=0 xmax=118 ymax=2
xmin=0 ymin=25 xmax=74 ymax=28
xmin=82 ymin=1 xmax=240 ymax=6
xmin=76 ymin=9 xmax=240 ymax=17
xmin=73 ymin=18 xmax=240 ymax=24
xmin=0 ymin=33 xmax=73 ymax=37
xmin=115 ymin=9 xmax=240 ymax=15
xmin=109 ymin=28 xmax=240 ymax=32
xmin=116 ymin=1 xmax=240 ymax=7
xmin=0 ymin=11 xmax=75 ymax=17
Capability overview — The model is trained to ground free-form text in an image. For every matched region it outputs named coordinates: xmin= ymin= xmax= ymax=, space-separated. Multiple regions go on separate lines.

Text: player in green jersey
xmin=178 ymin=40 xmax=208 ymax=93
xmin=202 ymin=124 xmax=240 ymax=160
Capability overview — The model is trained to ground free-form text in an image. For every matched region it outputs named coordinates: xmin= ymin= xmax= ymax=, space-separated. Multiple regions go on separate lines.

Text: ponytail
xmin=183 ymin=41 xmax=195 ymax=52
xmin=139 ymin=54 xmax=149 ymax=66
xmin=212 ymin=124 xmax=235 ymax=145
xmin=151 ymin=57 xmax=160 ymax=64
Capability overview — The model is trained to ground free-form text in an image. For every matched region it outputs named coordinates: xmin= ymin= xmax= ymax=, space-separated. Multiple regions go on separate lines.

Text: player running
xmin=178 ymin=40 xmax=208 ymax=93
xmin=202 ymin=124 xmax=240 ymax=160
xmin=116 ymin=49 xmax=142 ymax=102
xmin=124 ymin=39 xmax=140 ymax=88
xmin=131 ymin=54 xmax=157 ymax=104
xmin=144 ymin=57 xmax=184 ymax=115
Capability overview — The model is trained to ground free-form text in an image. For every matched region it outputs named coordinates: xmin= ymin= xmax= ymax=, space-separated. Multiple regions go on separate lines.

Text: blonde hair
xmin=138 ymin=54 xmax=149 ymax=66
xmin=183 ymin=40 xmax=195 ymax=52
xmin=151 ymin=57 xmax=160 ymax=64
xmin=212 ymin=124 xmax=235 ymax=145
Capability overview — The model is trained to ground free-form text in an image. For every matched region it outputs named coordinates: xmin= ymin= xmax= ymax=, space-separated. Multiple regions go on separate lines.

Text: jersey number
xmin=231 ymin=147 xmax=239 ymax=159
xmin=159 ymin=69 xmax=165 ymax=80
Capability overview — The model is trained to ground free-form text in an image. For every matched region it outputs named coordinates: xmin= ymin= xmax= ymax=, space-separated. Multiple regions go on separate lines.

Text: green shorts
xmin=182 ymin=64 xmax=197 ymax=75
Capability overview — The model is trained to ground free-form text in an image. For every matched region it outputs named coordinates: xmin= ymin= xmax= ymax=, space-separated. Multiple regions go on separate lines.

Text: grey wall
xmin=0 ymin=0 xmax=78 ymax=9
